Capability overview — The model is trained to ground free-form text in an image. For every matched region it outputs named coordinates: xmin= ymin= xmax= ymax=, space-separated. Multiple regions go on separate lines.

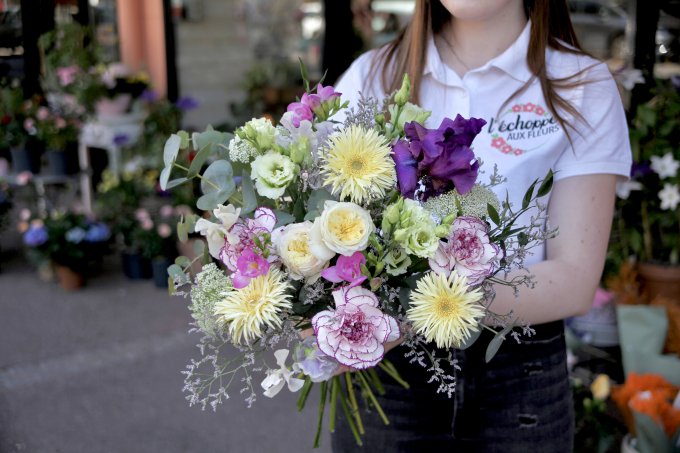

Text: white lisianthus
xmin=387 ymin=102 xmax=431 ymax=131
xmin=650 ymin=152 xmax=680 ymax=179
xmin=310 ymin=201 xmax=374 ymax=259
xmin=274 ymin=222 xmax=329 ymax=282
xmin=194 ymin=204 xmax=241 ymax=258
xmin=242 ymin=117 xmax=277 ymax=151
xmin=659 ymin=183 xmax=680 ymax=210
xmin=250 ymin=151 xmax=298 ymax=199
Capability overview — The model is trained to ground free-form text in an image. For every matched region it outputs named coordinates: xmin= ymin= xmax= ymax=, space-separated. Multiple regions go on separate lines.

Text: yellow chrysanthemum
xmin=214 ymin=268 xmax=292 ymax=344
xmin=406 ymin=272 xmax=485 ymax=349
xmin=321 ymin=125 xmax=396 ymax=204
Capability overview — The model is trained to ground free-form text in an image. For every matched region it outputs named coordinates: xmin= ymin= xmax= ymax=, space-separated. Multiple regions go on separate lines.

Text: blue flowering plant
xmin=20 ymin=210 xmax=111 ymax=272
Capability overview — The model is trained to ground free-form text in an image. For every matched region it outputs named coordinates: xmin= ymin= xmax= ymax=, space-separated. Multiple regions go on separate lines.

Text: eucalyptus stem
xmin=173 ymin=162 xmax=221 ymax=191
xmin=314 ymin=381 xmax=328 ymax=448
xmin=345 ymin=372 xmax=364 ymax=435
xmin=356 ymin=371 xmax=390 ymax=426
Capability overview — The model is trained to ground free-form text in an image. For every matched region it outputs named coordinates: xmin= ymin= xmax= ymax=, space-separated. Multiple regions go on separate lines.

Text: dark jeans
xmin=331 ymin=321 xmax=574 ymax=453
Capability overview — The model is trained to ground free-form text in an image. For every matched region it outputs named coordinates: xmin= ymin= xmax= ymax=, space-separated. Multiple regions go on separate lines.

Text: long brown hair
xmin=371 ymin=0 xmax=594 ymax=135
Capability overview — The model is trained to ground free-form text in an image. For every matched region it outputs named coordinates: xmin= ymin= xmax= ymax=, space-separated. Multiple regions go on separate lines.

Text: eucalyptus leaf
xmin=485 ymin=326 xmax=513 ymax=363
xmin=167 ymin=264 xmax=184 ymax=279
xmin=163 ymin=134 xmax=182 ymax=167
xmin=398 ymin=287 xmax=411 ymax=312
xmin=192 ymin=128 xmax=232 ymax=157
xmin=273 ymin=210 xmax=296 ymax=228
xmin=159 ymin=167 xmax=172 ymax=191
xmin=200 ymin=160 xmax=235 ymax=196
xmin=175 ymin=256 xmax=191 ymax=268
xmin=177 ymin=221 xmax=189 ymax=243
xmin=456 ymin=327 xmax=482 ymax=350
xmin=187 ymin=144 xmax=211 ymax=178
xmin=166 ymin=177 xmax=188 ymax=189
xmin=197 ymin=189 xmax=232 ymax=211
xmin=307 ymin=189 xmax=335 ymax=212
xmin=193 ymin=238 xmax=205 ymax=256
xmin=240 ymin=170 xmax=258 ymax=215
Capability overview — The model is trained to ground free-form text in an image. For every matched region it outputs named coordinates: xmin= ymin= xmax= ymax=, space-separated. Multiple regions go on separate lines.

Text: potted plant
xmin=615 ymin=80 xmax=680 ymax=302
xmin=19 ymin=210 xmax=111 ymax=290
xmin=0 ymin=169 xmax=12 ymax=272
xmin=25 ymin=105 xmax=81 ymax=175
xmin=131 ymin=205 xmax=178 ymax=287
xmin=0 ymin=82 xmax=36 ymax=173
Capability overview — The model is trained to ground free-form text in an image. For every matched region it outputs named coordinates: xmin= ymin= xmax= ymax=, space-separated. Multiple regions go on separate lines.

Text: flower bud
xmin=394 ymin=74 xmax=411 ymax=106
xmin=435 ymin=225 xmax=451 ymax=238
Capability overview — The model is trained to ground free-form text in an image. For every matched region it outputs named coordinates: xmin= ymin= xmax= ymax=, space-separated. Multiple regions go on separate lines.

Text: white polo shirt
xmin=335 ymin=21 xmax=632 ymax=265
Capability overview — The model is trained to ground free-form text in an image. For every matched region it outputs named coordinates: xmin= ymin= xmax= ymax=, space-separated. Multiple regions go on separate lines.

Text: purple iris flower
xmin=176 ymin=96 xmax=199 ymax=112
xmin=392 ymin=114 xmax=486 ymax=200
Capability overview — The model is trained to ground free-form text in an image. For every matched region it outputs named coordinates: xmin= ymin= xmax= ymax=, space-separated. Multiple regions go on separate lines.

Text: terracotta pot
xmin=54 ymin=264 xmax=85 ymax=291
xmin=637 ymin=262 xmax=680 ymax=304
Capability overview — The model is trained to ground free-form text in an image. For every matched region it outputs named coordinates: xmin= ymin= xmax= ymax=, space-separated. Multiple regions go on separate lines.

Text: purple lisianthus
xmin=393 ymin=115 xmax=486 ymax=200
xmin=429 ymin=216 xmax=502 ymax=286
xmin=312 ymin=286 xmax=400 ymax=369
xmin=293 ymin=336 xmax=340 ymax=382
xmin=286 ymin=101 xmax=313 ymax=128
xmin=23 ymin=225 xmax=48 ymax=247
xmin=176 ymin=96 xmax=199 ymax=112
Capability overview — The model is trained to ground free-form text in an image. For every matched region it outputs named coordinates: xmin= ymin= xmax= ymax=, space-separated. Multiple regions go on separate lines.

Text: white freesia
xmin=616 ymin=180 xmax=643 ymax=199
xmin=274 ymin=222 xmax=328 ymax=281
xmin=309 ymin=201 xmax=374 ymax=259
xmin=659 ymin=183 xmax=680 ymax=210
xmin=250 ymin=151 xmax=297 ymax=199
xmin=194 ymin=204 xmax=241 ymax=258
xmin=650 ymin=152 xmax=680 ymax=179
xmin=261 ymin=349 xmax=305 ymax=398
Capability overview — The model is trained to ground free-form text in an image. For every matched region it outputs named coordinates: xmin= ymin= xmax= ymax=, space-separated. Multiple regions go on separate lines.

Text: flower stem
xmin=367 ymin=368 xmax=385 ymax=395
xmin=345 ymin=372 xmax=364 ymax=435
xmin=337 ymin=378 xmax=363 ymax=446
xmin=356 ymin=371 xmax=390 ymax=426
xmin=297 ymin=378 xmax=313 ymax=411
xmin=329 ymin=376 xmax=339 ymax=433
xmin=378 ymin=361 xmax=409 ymax=389
xmin=313 ymin=381 xmax=328 ymax=448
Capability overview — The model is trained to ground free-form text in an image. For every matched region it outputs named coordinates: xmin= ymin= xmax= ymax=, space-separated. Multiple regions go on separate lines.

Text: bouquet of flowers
xmin=159 ymin=70 xmax=555 ymax=446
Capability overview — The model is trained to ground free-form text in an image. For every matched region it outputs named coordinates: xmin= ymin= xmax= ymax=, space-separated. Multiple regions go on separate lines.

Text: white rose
xmin=251 ymin=151 xmax=297 ymax=199
xmin=274 ymin=222 xmax=328 ymax=282
xmin=309 ymin=201 xmax=374 ymax=259
xmin=213 ymin=204 xmax=240 ymax=229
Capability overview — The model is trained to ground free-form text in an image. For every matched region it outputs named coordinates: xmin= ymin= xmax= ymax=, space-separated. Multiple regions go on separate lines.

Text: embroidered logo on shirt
xmin=487 ymin=102 xmax=560 ymax=156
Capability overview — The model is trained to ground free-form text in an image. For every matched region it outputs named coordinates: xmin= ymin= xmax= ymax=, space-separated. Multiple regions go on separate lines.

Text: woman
xmin=331 ymin=0 xmax=631 ymax=451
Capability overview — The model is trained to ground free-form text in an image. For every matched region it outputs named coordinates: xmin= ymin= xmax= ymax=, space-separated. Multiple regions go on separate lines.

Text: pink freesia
xmin=312 ymin=286 xmax=400 ymax=369
xmin=300 ymin=92 xmax=321 ymax=111
xmin=429 ymin=216 xmax=502 ymax=286
xmin=231 ymin=247 xmax=271 ymax=289
xmin=56 ymin=65 xmax=79 ymax=86
xmin=286 ymin=102 xmax=313 ymax=128
xmin=316 ymin=83 xmax=340 ymax=101
xmin=321 ymin=251 xmax=366 ymax=287
xmin=219 ymin=207 xmax=278 ymax=271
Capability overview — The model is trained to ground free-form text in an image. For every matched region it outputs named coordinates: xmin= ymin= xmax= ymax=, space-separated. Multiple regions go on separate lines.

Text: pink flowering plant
xmin=160 ymin=67 xmax=555 ymax=447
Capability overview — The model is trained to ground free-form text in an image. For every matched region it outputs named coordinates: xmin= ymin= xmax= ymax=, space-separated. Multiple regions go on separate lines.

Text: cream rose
xmin=274 ymin=222 xmax=328 ymax=282
xmin=310 ymin=201 xmax=374 ymax=259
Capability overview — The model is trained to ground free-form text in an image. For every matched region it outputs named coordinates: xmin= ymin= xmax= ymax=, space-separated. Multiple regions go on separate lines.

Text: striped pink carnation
xmin=312 ymin=286 xmax=400 ymax=369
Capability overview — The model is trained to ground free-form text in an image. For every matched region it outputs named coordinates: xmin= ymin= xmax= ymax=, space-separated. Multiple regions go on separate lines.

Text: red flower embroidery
xmin=491 ymin=137 xmax=505 ymax=148
xmin=501 ymin=144 xmax=513 ymax=154
xmin=513 ymin=149 xmax=524 ymax=156
xmin=523 ymin=102 xmax=535 ymax=112
xmin=512 ymin=104 xmax=522 ymax=113
xmin=535 ymin=106 xmax=545 ymax=116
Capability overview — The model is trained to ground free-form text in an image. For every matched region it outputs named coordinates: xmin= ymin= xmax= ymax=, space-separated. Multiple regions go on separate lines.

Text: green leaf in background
xmin=485 ymin=325 xmax=513 ymax=363
xmin=304 ymin=189 xmax=335 ymax=221
xmin=166 ymin=177 xmax=188 ymax=189
xmin=273 ymin=210 xmax=296 ymax=228
xmin=522 ymin=178 xmax=539 ymax=210
xmin=487 ymin=203 xmax=500 ymax=226
xmin=193 ymin=239 xmax=205 ymax=256
xmin=187 ymin=144 xmax=212 ymax=178
xmin=201 ymin=160 xmax=235 ymax=195
xmin=177 ymin=221 xmax=189 ymax=243
xmin=457 ymin=327 xmax=482 ymax=350
xmin=159 ymin=167 xmax=172 ymax=191
xmin=163 ymin=134 xmax=181 ymax=168
xmin=240 ymin=170 xmax=258 ymax=215
xmin=174 ymin=256 xmax=191 ymax=268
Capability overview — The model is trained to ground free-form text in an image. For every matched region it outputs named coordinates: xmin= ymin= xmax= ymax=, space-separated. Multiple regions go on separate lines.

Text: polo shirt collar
xmin=424 ymin=20 xmax=533 ymax=84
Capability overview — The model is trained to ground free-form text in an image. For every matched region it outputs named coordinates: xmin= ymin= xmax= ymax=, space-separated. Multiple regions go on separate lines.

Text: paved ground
xmin=0 ymin=246 xmax=331 ymax=453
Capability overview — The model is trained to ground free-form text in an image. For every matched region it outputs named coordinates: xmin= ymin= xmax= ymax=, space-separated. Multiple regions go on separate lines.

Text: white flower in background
xmin=615 ymin=180 xmax=643 ymax=199
xmin=659 ymin=183 xmax=680 ymax=210
xmin=650 ymin=152 xmax=680 ymax=179
xmin=614 ymin=68 xmax=644 ymax=91
xmin=194 ymin=204 xmax=242 ymax=258
xmin=309 ymin=201 xmax=375 ymax=260
xmin=260 ymin=349 xmax=305 ymax=398
xmin=274 ymin=221 xmax=329 ymax=282
xmin=250 ymin=151 xmax=297 ymax=199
